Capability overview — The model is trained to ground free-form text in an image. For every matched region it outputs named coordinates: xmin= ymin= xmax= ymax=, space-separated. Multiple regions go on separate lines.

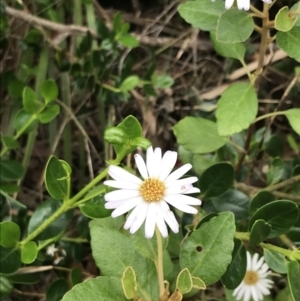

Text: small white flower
xmin=211 ymin=0 xmax=272 ymax=11
xmin=233 ymin=252 xmax=274 ymax=301
xmin=104 ymin=146 xmax=201 ymax=238
xmin=46 ymin=244 xmax=59 ymax=256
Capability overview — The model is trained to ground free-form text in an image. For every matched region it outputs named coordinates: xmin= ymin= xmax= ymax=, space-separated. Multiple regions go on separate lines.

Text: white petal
xmin=111 ymin=197 xmax=143 ymax=217
xmin=225 ymin=0 xmax=235 ymax=9
xmin=164 ymin=195 xmax=198 ymax=214
xmin=105 ymin=200 xmax=127 ymax=209
xmin=262 ymin=0 xmax=272 ymax=3
xmin=161 ymin=208 xmax=179 ymax=233
xmin=166 ymin=194 xmax=201 ymax=206
xmin=155 ymin=205 xmax=168 ymax=237
xmin=146 ymin=146 xmax=155 ymax=177
xmin=104 ymin=180 xmax=139 ymax=190
xmin=243 ymin=287 xmax=251 ymax=301
xmin=183 ymin=187 xmax=201 ymax=195
xmin=237 ymin=285 xmax=247 ymax=301
xmin=166 ymin=184 xmax=194 ymax=194
xmin=251 ymin=253 xmax=259 ymax=270
xmin=108 ymin=165 xmax=142 ymax=185
xmin=250 ymin=285 xmax=259 ymax=301
xmin=164 ymin=163 xmax=192 ymax=183
xmin=254 ymin=256 xmax=264 ymax=270
xmin=124 ymin=203 xmax=144 ymax=229
xmin=105 ymin=189 xmax=140 ymax=202
xmin=151 ymin=148 xmax=162 ymax=177
xmin=246 ymin=252 xmax=252 ymax=270
xmin=130 ymin=203 xmax=149 ymax=234
xmin=233 ymin=284 xmax=242 ymax=297
xmin=158 ymin=151 xmax=177 ymax=181
xmin=134 ymin=154 xmax=148 ymax=179
xmin=145 ymin=202 xmax=157 ymax=238
xmin=166 ymin=177 xmax=198 ymax=188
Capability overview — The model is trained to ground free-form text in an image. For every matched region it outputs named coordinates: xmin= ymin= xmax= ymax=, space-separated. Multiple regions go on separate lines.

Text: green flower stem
xmin=155 ymin=227 xmax=165 ymax=298
xmin=254 ymin=111 xmax=286 ymax=123
xmin=234 ymin=232 xmax=300 ymax=260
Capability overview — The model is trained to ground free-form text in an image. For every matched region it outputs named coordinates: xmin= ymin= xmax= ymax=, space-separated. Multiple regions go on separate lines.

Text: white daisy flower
xmin=233 ymin=251 xmax=274 ymax=301
xmin=211 ymin=0 xmax=272 ymax=11
xmin=104 ymin=146 xmax=201 ymax=239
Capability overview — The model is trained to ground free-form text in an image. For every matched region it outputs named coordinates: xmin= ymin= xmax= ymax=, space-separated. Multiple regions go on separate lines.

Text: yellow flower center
xmin=139 ymin=178 xmax=166 ymax=203
xmin=244 ymin=270 xmax=259 ymax=285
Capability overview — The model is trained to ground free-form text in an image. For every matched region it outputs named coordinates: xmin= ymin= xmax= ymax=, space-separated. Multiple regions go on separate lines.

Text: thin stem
xmin=155 ymin=227 xmax=165 ymax=298
xmin=254 ymin=111 xmax=286 ymax=123
xmin=250 ymin=5 xmax=265 ymax=18
xmin=264 ymin=174 xmax=300 ymax=192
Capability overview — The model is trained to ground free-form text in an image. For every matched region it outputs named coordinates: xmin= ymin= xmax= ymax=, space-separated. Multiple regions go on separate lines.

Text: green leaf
xmin=267 ymin=157 xmax=285 ymax=185
xmin=178 ymin=0 xmax=225 ymax=31
xmin=46 ymin=278 xmax=69 ymax=301
xmin=221 ymin=239 xmax=246 ymax=289
xmin=266 ymin=134 xmax=285 ymax=157
xmin=39 ymin=104 xmax=60 ymax=124
xmin=131 ymin=227 xmax=168 ymax=261
xmin=1 ymin=136 xmax=19 ymax=150
xmin=173 ymin=117 xmax=227 ymax=154
xmin=210 ymin=31 xmax=245 ymax=61
xmin=0 ymin=159 xmax=24 ymax=180
xmin=284 ymin=108 xmax=300 ymax=135
xmin=122 ymin=266 xmax=137 ymax=299
xmin=23 ymin=87 xmax=43 ymax=114
xmin=277 ymin=28 xmax=300 ymax=62
xmin=118 ymin=34 xmax=139 ymax=48
xmin=249 ymin=191 xmax=275 ymax=215
xmin=249 ymin=219 xmax=272 ymax=246
xmin=200 ymin=162 xmax=234 ymax=198
xmin=290 ymin=2 xmax=300 ymax=27
xmin=8 ymin=273 xmax=39 ymax=284
xmin=216 ymin=8 xmax=254 ymax=43
xmin=275 ymin=7 xmax=297 ymax=32
xmin=104 ymin=127 xmax=126 ymax=145
xmin=288 ymin=260 xmax=300 ymax=301
xmin=249 ymin=200 xmax=299 ymax=238
xmin=21 ymin=241 xmax=38 ymax=264
xmin=216 ymin=83 xmax=258 ymax=136
xmin=151 ymin=74 xmax=174 ymax=88
xmin=0 ymin=222 xmax=21 ymax=248
xmin=45 ymin=156 xmax=70 ymax=200
xmin=90 ymin=222 xmax=159 ymax=301
xmin=180 ymin=212 xmax=235 ymax=285
xmin=13 ymin=109 xmax=37 ymax=134
xmin=131 ymin=137 xmax=152 ymax=150
xmin=28 ymin=199 xmax=73 ymax=240
xmin=120 ymin=75 xmax=140 ymax=92
xmin=70 ymin=267 xmax=82 ymax=286
xmin=61 ymin=276 xmax=128 ymax=301
xmin=0 ymin=276 xmax=13 ymax=294
xmin=191 ymin=276 xmax=206 ymax=289
xmin=0 ymin=246 xmax=21 ymax=274
xmin=41 ymin=80 xmax=59 ymax=104
xmin=80 ymin=196 xmax=112 ymax=219
xmin=176 ymin=268 xmax=193 ymax=294
xmin=113 ymin=12 xmax=123 ymax=33
xmin=211 ymin=189 xmax=249 ymax=220
xmin=264 ymin=249 xmax=288 ymax=274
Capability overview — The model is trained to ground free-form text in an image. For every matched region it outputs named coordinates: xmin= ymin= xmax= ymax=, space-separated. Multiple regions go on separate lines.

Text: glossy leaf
xmin=118 ymin=34 xmax=139 ymax=48
xmin=277 ymin=28 xmax=300 ymax=62
xmin=0 ymin=276 xmax=13 ymax=294
xmin=21 ymin=241 xmax=38 ymax=264
xmin=151 ymin=74 xmax=174 ymax=88
xmin=200 ymin=162 xmax=234 ymax=197
xmin=0 ymin=159 xmax=24 ymax=180
xmin=210 ymin=31 xmax=245 ymax=61
xmin=249 ymin=200 xmax=299 ymax=238
xmin=249 ymin=219 xmax=271 ymax=246
xmin=173 ymin=117 xmax=227 ymax=154
xmin=1 ymin=136 xmax=19 ymax=150
xmin=13 ymin=109 xmax=37 ymax=134
xmin=39 ymin=104 xmax=60 ymax=124
xmin=46 ymin=278 xmax=69 ymax=301
xmin=178 ymin=0 xmax=225 ymax=31
xmin=120 ymin=75 xmax=139 ymax=92
xmin=80 ymin=196 xmax=112 ymax=219
xmin=0 ymin=246 xmax=21 ymax=274
xmin=176 ymin=268 xmax=192 ymax=294
xmin=191 ymin=276 xmax=206 ymax=290
xmin=288 ymin=260 xmax=300 ymax=301
xmin=45 ymin=156 xmax=70 ymax=200
xmin=61 ymin=276 xmax=128 ymax=301
xmin=216 ymin=83 xmax=258 ymax=136
xmin=41 ymin=79 xmax=58 ymax=104
xmin=28 ymin=199 xmax=73 ymax=240
xmin=267 ymin=157 xmax=285 ymax=185
xmin=104 ymin=127 xmax=126 ymax=145
xmin=266 ymin=134 xmax=285 ymax=157
xmin=221 ymin=239 xmax=247 ymax=289
xmin=275 ymin=6 xmax=297 ymax=32
xmin=122 ymin=266 xmax=137 ymax=299
xmin=264 ymin=249 xmax=288 ymax=274
xmin=8 ymin=273 xmax=39 ymax=284
xmin=211 ymin=189 xmax=249 ymax=220
xmin=70 ymin=267 xmax=82 ymax=286
xmin=0 ymin=222 xmax=21 ymax=248
xmin=180 ymin=212 xmax=235 ymax=285
xmin=249 ymin=191 xmax=275 ymax=215
xmin=23 ymin=86 xmax=42 ymax=114
xmin=216 ymin=9 xmax=254 ymax=43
